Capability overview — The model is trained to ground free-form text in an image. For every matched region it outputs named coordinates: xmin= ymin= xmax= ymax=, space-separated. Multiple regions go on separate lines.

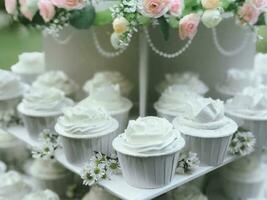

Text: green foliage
xmin=93 ymin=10 xmax=113 ymax=26
xmin=158 ymin=17 xmax=170 ymax=41
xmin=70 ymin=5 xmax=95 ymax=29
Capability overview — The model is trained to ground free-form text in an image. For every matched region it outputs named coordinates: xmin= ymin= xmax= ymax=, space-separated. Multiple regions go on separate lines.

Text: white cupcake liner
xmin=117 ymin=151 xmax=180 ymax=188
xmin=59 ymin=130 xmax=119 ymax=166
xmin=182 ymin=134 xmax=232 ymax=166
xmin=20 ymin=114 xmax=59 ymax=141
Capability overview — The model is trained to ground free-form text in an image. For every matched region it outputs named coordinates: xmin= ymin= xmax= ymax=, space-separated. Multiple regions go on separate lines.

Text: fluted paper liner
xmin=117 ymin=151 xmax=180 ymax=188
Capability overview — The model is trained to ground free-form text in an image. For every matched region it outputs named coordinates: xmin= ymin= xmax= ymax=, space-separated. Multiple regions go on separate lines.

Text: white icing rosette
xmin=55 ymin=105 xmax=119 ymax=165
xmin=226 ymin=86 xmax=267 ymax=147
xmin=83 ymin=71 xmax=133 ymax=97
xmin=18 ymin=86 xmax=74 ymax=140
xmin=33 ymin=70 xmax=78 ymax=99
xmin=11 ymin=52 xmax=45 ymax=84
xmin=113 ymin=117 xmax=185 ymax=188
xmin=156 ymin=72 xmax=209 ymax=95
xmin=22 ymin=189 xmax=60 ymax=200
xmin=216 ymin=68 xmax=262 ymax=100
xmin=154 ymin=84 xmax=200 ymax=122
xmin=173 ymin=97 xmax=237 ymax=166
xmin=79 ymin=84 xmax=132 ymax=133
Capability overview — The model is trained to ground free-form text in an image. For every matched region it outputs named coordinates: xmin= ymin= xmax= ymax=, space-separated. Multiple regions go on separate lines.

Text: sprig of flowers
xmin=32 ymin=129 xmax=60 ymax=160
xmin=176 ymin=151 xmax=200 ymax=174
xmin=229 ymin=129 xmax=256 ymax=156
xmin=81 ymin=152 xmax=120 ymax=186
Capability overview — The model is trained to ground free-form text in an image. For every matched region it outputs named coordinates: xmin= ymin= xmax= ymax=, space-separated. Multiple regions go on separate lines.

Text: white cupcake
xmin=0 ymin=161 xmax=6 ymax=174
xmin=156 ymin=184 xmax=208 ymax=200
xmin=78 ymin=84 xmax=132 ymax=133
xmin=83 ymin=71 xmax=133 ymax=97
xmin=82 ymin=185 xmax=119 ymax=200
xmin=154 ymin=85 xmax=200 ymax=122
xmin=11 ymin=52 xmax=45 ymax=84
xmin=254 ymin=53 xmax=267 ymax=84
xmin=33 ymin=70 xmax=78 ymax=99
xmin=0 ymin=171 xmax=31 ymax=200
xmin=113 ymin=116 xmax=185 ymax=188
xmin=225 ymin=86 xmax=267 ymax=148
xmin=220 ymin=154 xmax=265 ymax=200
xmin=55 ymin=105 xmax=119 ymax=165
xmin=17 ymin=86 xmax=74 ymax=140
xmin=173 ymin=97 xmax=237 ymax=166
xmin=29 ymin=159 xmax=72 ymax=197
xmin=156 ymin=72 xmax=209 ymax=95
xmin=216 ymin=69 xmax=262 ymax=100
xmin=22 ymin=189 xmax=60 ymax=200
xmin=0 ymin=70 xmax=27 ymax=127
xmin=0 ymin=129 xmax=29 ymax=169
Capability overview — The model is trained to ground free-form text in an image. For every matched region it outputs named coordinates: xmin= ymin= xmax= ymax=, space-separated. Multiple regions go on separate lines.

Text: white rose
xmin=110 ymin=32 xmax=122 ymax=49
xmin=201 ymin=9 xmax=222 ymax=28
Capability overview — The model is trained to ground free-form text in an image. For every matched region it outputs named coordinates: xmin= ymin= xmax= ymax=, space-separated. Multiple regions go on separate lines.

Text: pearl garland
xmin=212 ymin=27 xmax=251 ymax=57
xmin=144 ymin=28 xmax=192 ymax=59
xmin=47 ymin=29 xmax=74 ymax=45
xmin=92 ymin=29 xmax=128 ymax=58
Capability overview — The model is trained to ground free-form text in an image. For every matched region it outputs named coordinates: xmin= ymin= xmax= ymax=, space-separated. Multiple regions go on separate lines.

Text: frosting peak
xmin=33 ymin=70 xmax=78 ymax=95
xmin=11 ymin=52 xmax=45 ymax=74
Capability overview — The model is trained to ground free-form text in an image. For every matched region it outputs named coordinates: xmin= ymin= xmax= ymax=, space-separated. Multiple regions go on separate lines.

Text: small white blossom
xmin=176 ymin=151 xmax=200 ymax=174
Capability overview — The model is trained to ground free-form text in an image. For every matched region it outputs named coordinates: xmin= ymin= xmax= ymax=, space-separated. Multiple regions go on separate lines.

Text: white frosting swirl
xmin=55 ymin=105 xmax=118 ymax=137
xmin=217 ymin=69 xmax=262 ymax=95
xmin=156 ymin=72 xmax=209 ymax=95
xmin=83 ymin=71 xmax=133 ymax=97
xmin=11 ymin=52 xmax=45 ymax=74
xmin=33 ymin=70 xmax=78 ymax=96
xmin=79 ymin=84 xmax=132 ymax=113
xmin=0 ymin=70 xmax=25 ymax=100
xmin=154 ymin=85 xmax=200 ymax=115
xmin=113 ymin=117 xmax=185 ymax=156
xmin=22 ymin=190 xmax=60 ymax=200
xmin=174 ymin=97 xmax=237 ymax=137
xmin=18 ymin=86 xmax=73 ymax=116
xmin=226 ymin=86 xmax=267 ymax=118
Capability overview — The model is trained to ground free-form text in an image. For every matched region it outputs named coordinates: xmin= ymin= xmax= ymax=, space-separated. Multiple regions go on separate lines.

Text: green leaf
xmin=158 ymin=17 xmax=170 ymax=41
xmin=93 ymin=10 xmax=113 ymax=26
xmin=256 ymin=13 xmax=266 ymax=26
xmin=168 ymin=16 xmax=179 ymax=28
xmin=137 ymin=15 xmax=151 ymax=25
xmin=70 ymin=5 xmax=96 ymax=29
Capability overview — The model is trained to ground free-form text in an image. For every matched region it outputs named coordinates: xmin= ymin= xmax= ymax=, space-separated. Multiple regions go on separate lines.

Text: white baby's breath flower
xmin=176 ymin=151 xmax=200 ymax=174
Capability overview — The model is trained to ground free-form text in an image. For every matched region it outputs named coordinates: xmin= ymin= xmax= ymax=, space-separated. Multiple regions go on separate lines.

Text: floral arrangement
xmin=32 ymin=129 xmax=60 ymax=160
xmin=4 ymin=0 xmax=267 ymax=47
xmin=5 ymin=0 xmax=267 ymax=48
xmin=228 ymin=129 xmax=256 ymax=156
xmin=176 ymin=151 xmax=200 ymax=174
xmin=81 ymin=152 xmax=120 ymax=186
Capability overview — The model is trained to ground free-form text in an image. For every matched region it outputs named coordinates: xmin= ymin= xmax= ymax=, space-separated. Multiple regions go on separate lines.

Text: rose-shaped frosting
xmin=18 ymin=86 xmax=73 ymax=116
xmin=55 ymin=105 xmax=118 ymax=137
xmin=226 ymin=86 xmax=267 ymax=118
xmin=33 ymin=70 xmax=78 ymax=96
xmin=83 ymin=71 xmax=133 ymax=97
xmin=217 ymin=69 xmax=262 ymax=95
xmin=154 ymin=84 xmax=199 ymax=115
xmin=156 ymin=72 xmax=209 ymax=95
xmin=11 ymin=52 xmax=45 ymax=74
xmin=0 ymin=69 xmax=25 ymax=100
xmin=174 ymin=97 xmax=237 ymax=137
xmin=137 ymin=0 xmax=171 ymax=18
xmin=78 ymin=84 xmax=132 ymax=113
xmin=166 ymin=185 xmax=208 ymax=200
xmin=113 ymin=116 xmax=185 ymax=156
xmin=22 ymin=189 xmax=60 ymax=200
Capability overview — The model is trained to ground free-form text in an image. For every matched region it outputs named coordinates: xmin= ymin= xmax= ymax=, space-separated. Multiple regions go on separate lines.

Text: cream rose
xmin=201 ymin=0 xmax=220 ymax=9
xmin=113 ymin=17 xmax=129 ymax=34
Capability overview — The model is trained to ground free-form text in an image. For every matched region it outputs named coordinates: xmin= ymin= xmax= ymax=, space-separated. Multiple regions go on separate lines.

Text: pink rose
xmin=251 ymin=0 xmax=267 ymax=10
xmin=19 ymin=0 xmax=37 ymax=21
xmin=170 ymin=0 xmax=184 ymax=17
xmin=52 ymin=0 xmax=85 ymax=9
xmin=38 ymin=0 xmax=56 ymax=22
xmin=238 ymin=2 xmax=260 ymax=25
xmin=179 ymin=13 xmax=200 ymax=40
xmin=139 ymin=0 xmax=171 ymax=18
xmin=5 ymin=0 xmax=17 ymax=14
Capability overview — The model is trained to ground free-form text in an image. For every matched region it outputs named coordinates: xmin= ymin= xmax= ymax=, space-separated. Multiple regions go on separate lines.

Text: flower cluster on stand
xmin=32 ymin=129 xmax=60 ymax=160
xmin=229 ymin=128 xmax=256 ymax=156
xmin=81 ymin=152 xmax=120 ymax=186
xmin=176 ymin=151 xmax=200 ymax=174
